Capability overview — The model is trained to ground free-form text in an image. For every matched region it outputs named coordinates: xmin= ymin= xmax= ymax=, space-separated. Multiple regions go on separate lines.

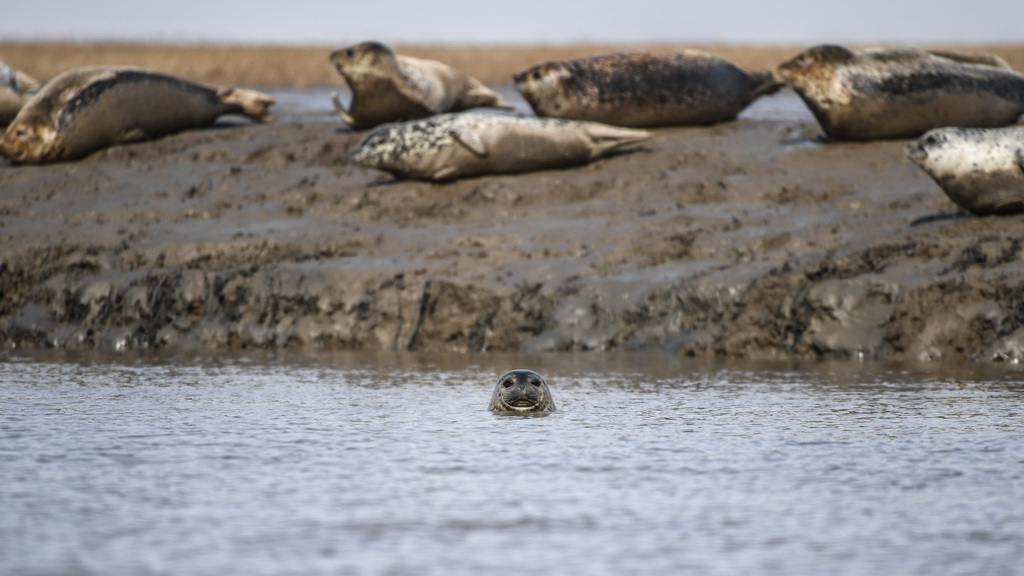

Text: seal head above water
xmin=329 ymin=41 xmax=512 ymax=129
xmin=348 ymin=111 xmax=650 ymax=181
xmin=488 ymin=369 xmax=556 ymax=413
xmin=777 ymin=44 xmax=1024 ymax=141
xmin=0 ymin=66 xmax=275 ymax=164
xmin=906 ymin=126 xmax=1024 ymax=216
xmin=513 ymin=50 xmax=782 ymax=128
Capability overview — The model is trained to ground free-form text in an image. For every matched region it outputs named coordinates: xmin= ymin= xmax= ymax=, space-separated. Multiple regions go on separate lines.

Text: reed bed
xmin=2 ymin=42 xmax=1023 ymax=88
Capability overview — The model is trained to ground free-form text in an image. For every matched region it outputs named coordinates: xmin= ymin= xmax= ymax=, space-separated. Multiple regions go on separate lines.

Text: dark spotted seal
xmin=906 ymin=126 xmax=1024 ymax=216
xmin=348 ymin=111 xmax=650 ymax=181
xmin=1 ymin=61 xmax=39 ymax=126
xmin=329 ymin=41 xmax=512 ymax=129
xmin=777 ymin=44 xmax=1024 ymax=141
xmin=0 ymin=66 xmax=275 ymax=164
xmin=512 ymin=50 xmax=782 ymax=128
xmin=488 ymin=369 xmax=556 ymax=413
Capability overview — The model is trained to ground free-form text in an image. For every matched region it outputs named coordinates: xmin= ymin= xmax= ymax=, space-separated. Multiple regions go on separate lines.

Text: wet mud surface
xmin=2 ymin=92 xmax=1023 ymax=362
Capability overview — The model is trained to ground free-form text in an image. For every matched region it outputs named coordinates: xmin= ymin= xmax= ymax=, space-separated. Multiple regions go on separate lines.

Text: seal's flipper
xmin=927 ymin=50 xmax=1012 ymax=70
xmin=395 ymin=60 xmax=444 ymax=114
xmin=461 ymin=79 xmax=515 ymax=110
xmin=582 ymin=123 xmax=651 ymax=159
xmin=331 ymin=92 xmax=357 ymax=127
xmin=449 ymin=126 xmax=488 ymax=157
xmin=218 ymin=87 xmax=275 ymax=123
xmin=433 ymin=165 xmax=459 ymax=180
xmin=748 ymin=70 xmax=785 ymax=99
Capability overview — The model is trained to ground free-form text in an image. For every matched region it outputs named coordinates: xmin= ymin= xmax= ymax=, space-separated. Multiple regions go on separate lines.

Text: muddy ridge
xmin=2 ymin=100 xmax=1024 ymax=362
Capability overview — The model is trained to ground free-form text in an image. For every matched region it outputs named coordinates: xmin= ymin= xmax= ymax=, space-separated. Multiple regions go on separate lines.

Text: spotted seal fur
xmin=488 ymin=369 xmax=556 ymax=413
xmin=906 ymin=126 xmax=1024 ymax=216
xmin=329 ymin=41 xmax=512 ymax=130
xmin=348 ymin=111 xmax=650 ymax=181
xmin=512 ymin=50 xmax=782 ymax=128
xmin=1 ymin=61 xmax=39 ymax=126
xmin=777 ymin=44 xmax=1024 ymax=141
xmin=1 ymin=66 xmax=275 ymax=164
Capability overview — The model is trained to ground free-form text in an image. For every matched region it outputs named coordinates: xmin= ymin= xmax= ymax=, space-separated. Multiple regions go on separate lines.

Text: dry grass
xmin=2 ymin=41 xmax=1024 ymax=88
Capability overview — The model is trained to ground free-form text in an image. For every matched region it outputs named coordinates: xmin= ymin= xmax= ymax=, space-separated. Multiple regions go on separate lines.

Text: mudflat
xmin=2 ymin=43 xmax=1024 ymax=361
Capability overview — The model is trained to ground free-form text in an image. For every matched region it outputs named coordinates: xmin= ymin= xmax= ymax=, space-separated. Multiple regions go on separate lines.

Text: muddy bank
xmin=2 ymin=93 xmax=1023 ymax=362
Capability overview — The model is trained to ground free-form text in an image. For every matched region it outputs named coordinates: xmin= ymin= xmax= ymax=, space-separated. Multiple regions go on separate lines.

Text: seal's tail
xmin=584 ymin=124 xmax=652 ymax=159
xmin=748 ymin=70 xmax=785 ymax=99
xmin=218 ymin=87 xmax=276 ymax=123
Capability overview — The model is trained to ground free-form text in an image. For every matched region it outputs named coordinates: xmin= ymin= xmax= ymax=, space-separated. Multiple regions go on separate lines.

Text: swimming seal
xmin=1 ymin=61 xmax=39 ymax=126
xmin=488 ymin=369 xmax=556 ymax=413
xmin=777 ymin=44 xmax=1024 ymax=141
xmin=906 ymin=126 xmax=1024 ymax=216
xmin=349 ymin=111 xmax=650 ymax=181
xmin=0 ymin=66 xmax=275 ymax=164
xmin=513 ymin=50 xmax=782 ymax=128
xmin=329 ymin=41 xmax=512 ymax=129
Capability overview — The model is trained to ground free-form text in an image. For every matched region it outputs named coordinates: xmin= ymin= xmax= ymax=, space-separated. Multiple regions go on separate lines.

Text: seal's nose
xmin=904 ymin=142 xmax=927 ymax=163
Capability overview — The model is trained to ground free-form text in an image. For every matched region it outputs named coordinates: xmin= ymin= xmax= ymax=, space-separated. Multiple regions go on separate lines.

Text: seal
xmin=906 ymin=126 xmax=1024 ymax=216
xmin=513 ymin=50 xmax=782 ymax=128
xmin=1 ymin=61 xmax=39 ymax=127
xmin=348 ymin=111 xmax=651 ymax=181
xmin=777 ymin=44 xmax=1024 ymax=141
xmin=0 ymin=66 xmax=275 ymax=164
xmin=488 ymin=369 xmax=556 ymax=413
xmin=329 ymin=41 xmax=512 ymax=130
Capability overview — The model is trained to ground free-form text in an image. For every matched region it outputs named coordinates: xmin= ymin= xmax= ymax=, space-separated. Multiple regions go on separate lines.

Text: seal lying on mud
xmin=348 ymin=111 xmax=650 ymax=181
xmin=329 ymin=41 xmax=512 ymax=130
xmin=488 ymin=369 xmax=556 ymax=413
xmin=906 ymin=126 xmax=1024 ymax=216
xmin=777 ymin=44 xmax=1024 ymax=141
xmin=0 ymin=66 xmax=275 ymax=164
xmin=1 ymin=61 xmax=39 ymax=126
xmin=513 ymin=50 xmax=782 ymax=128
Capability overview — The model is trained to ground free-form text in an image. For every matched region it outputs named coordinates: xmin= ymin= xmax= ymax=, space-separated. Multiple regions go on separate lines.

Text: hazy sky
xmin=2 ymin=0 xmax=1022 ymax=45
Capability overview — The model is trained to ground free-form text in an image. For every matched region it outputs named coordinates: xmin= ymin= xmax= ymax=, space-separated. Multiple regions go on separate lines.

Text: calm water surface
xmin=2 ymin=350 xmax=1022 ymax=576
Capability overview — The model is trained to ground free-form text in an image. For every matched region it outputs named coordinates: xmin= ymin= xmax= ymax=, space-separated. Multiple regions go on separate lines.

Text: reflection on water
xmin=2 ymin=349 xmax=1022 ymax=576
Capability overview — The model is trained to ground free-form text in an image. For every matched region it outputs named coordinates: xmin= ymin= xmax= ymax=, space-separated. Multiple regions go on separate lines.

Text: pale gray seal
xmin=906 ymin=126 xmax=1024 ymax=216
xmin=512 ymin=50 xmax=782 ymax=128
xmin=348 ymin=111 xmax=650 ymax=181
xmin=488 ymin=369 xmax=556 ymax=413
xmin=329 ymin=41 xmax=512 ymax=130
xmin=777 ymin=44 xmax=1024 ymax=141
xmin=0 ymin=66 xmax=275 ymax=164
xmin=1 ymin=61 xmax=39 ymax=126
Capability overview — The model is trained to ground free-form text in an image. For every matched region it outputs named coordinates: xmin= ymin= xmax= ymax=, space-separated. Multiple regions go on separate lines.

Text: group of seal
xmin=342 ymin=43 xmax=781 ymax=180
xmin=2 ymin=41 xmax=1022 ymax=214
xmin=773 ymin=44 xmax=1024 ymax=215
xmin=488 ymin=369 xmax=556 ymax=413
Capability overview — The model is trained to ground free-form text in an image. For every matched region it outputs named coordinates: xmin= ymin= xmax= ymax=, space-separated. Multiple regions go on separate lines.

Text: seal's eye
xmin=346 ymin=49 xmax=354 ymax=58
xmin=15 ymin=128 xmax=28 ymax=138
xmin=502 ymin=379 xmax=514 ymax=388
xmin=532 ymin=71 xmax=542 ymax=81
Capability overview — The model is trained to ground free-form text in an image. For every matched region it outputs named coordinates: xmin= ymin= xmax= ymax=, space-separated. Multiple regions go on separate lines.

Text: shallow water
xmin=2 ymin=350 xmax=1022 ymax=576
